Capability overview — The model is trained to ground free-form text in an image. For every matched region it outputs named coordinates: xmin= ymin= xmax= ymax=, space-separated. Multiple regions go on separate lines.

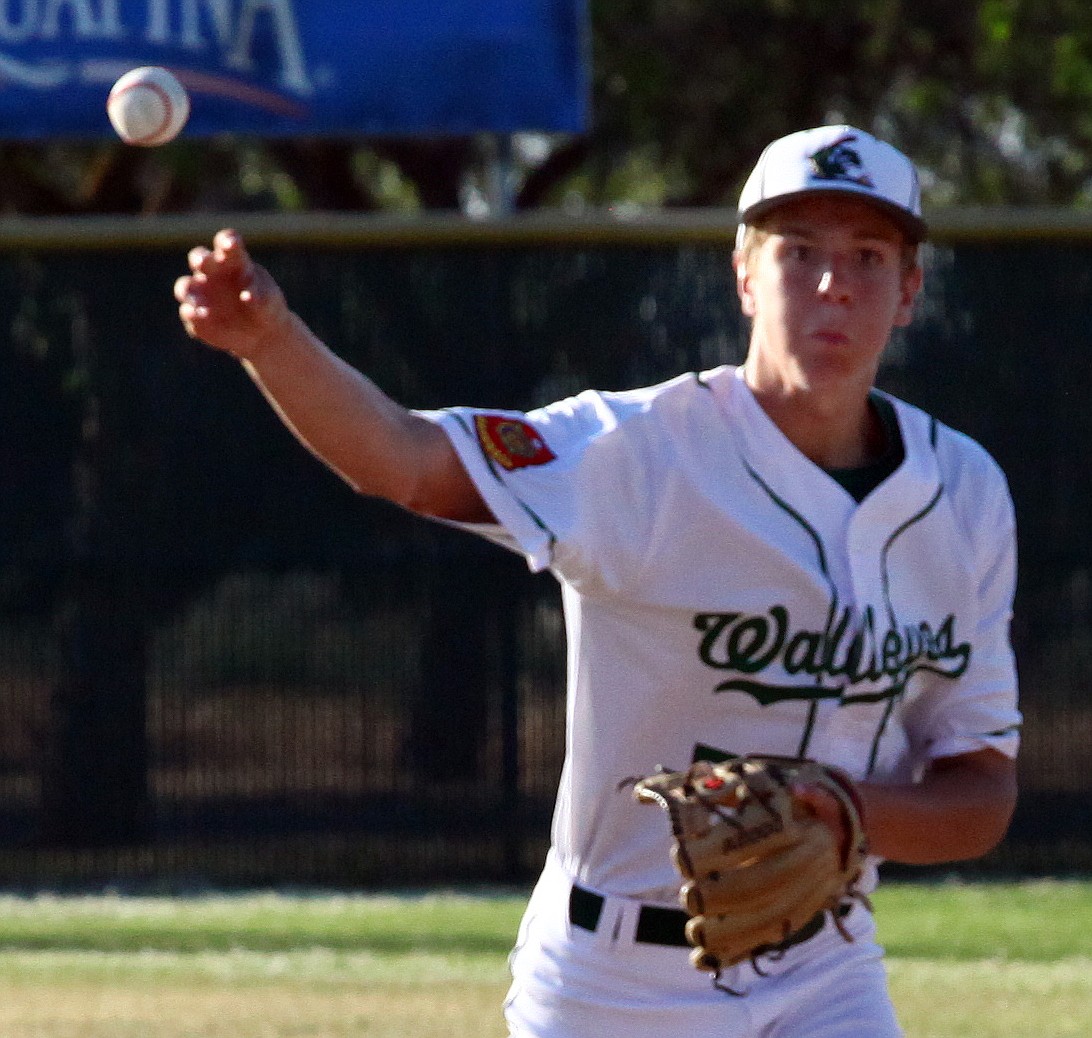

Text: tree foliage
xmin=4 ymin=1 xmax=1092 ymax=215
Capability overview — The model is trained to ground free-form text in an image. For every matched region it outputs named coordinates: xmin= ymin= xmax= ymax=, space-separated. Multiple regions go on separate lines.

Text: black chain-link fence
xmin=0 ymin=214 xmax=1087 ymax=888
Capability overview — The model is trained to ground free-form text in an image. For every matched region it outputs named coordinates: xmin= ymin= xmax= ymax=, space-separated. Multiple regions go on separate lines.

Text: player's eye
xmin=857 ymin=248 xmax=885 ymax=268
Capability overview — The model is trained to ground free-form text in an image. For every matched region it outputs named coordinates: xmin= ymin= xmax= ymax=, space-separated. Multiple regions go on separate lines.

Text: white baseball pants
xmin=504 ymin=851 xmax=902 ymax=1038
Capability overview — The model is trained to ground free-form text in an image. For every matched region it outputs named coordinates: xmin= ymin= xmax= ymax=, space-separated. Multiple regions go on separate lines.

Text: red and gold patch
xmin=474 ymin=415 xmax=556 ymax=471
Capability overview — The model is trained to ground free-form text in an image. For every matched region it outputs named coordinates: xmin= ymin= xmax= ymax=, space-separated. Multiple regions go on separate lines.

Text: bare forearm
xmin=241 ymin=313 xmax=435 ymax=505
xmin=175 ymin=229 xmax=488 ymax=521
xmin=858 ymin=749 xmax=1017 ymax=864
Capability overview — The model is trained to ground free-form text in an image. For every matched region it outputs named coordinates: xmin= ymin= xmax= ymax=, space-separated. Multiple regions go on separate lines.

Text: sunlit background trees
xmin=4 ymin=1 xmax=1091 ymax=216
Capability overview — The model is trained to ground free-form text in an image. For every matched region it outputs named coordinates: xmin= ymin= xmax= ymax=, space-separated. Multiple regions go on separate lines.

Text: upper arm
xmin=927 ymin=747 xmax=1018 ymax=831
xmin=912 ymin=436 xmax=1021 ymax=762
xmin=929 ymin=745 xmax=1016 ymax=783
xmin=400 ymin=413 xmax=494 ymax=523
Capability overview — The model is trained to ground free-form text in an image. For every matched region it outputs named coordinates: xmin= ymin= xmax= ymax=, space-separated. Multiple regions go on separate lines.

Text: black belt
xmin=568 ymin=883 xmax=848 ymax=954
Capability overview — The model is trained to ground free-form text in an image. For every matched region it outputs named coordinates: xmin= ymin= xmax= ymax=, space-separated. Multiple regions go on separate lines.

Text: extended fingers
xmin=187 ymin=244 xmax=211 ymax=274
xmin=186 ymin=229 xmax=251 ymax=280
xmin=212 ymin=228 xmax=252 ymax=279
xmin=180 ymin=232 xmax=257 ymax=307
xmin=175 ymin=282 xmax=207 ymax=339
xmin=175 ymin=230 xmax=285 ymax=356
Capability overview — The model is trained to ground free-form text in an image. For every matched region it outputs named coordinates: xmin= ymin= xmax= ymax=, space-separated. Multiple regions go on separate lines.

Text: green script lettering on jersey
xmin=694 ymin=604 xmax=971 ymax=706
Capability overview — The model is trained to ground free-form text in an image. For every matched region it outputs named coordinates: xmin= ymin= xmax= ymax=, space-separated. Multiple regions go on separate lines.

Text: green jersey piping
xmin=744 ymin=460 xmax=837 ymax=757
xmin=451 ymin=412 xmax=558 ymax=558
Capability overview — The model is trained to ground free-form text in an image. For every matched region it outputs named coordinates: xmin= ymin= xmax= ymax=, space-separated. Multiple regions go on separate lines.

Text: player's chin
xmin=796 ymin=352 xmax=877 ymax=389
xmin=806 ymin=331 xmax=885 ymax=367
xmin=803 ymin=330 xmax=875 ymax=359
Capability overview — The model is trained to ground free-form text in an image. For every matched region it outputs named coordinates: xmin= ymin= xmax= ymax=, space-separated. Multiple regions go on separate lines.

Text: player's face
xmin=736 ymin=196 xmax=922 ymax=396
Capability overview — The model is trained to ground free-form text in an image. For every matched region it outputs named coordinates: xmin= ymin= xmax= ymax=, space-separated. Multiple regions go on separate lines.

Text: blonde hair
xmin=735 ymin=223 xmax=920 ymax=274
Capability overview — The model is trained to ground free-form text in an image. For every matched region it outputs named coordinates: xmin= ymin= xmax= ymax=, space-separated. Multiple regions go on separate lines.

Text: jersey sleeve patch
xmin=474 ymin=414 xmax=557 ymax=470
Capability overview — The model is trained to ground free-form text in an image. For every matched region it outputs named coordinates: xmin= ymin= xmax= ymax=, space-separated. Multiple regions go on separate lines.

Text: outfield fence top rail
xmin=3 ymin=206 xmax=1092 ymax=250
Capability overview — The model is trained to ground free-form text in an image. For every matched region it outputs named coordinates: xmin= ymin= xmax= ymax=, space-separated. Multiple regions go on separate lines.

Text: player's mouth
xmin=812 ymin=329 xmax=851 ymax=347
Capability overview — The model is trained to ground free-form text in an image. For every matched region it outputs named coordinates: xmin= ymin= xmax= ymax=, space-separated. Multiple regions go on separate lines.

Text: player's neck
xmin=744 ymin=366 xmax=883 ymax=470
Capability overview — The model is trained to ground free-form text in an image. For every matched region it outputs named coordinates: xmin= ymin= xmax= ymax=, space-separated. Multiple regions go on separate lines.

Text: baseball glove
xmin=633 ymin=755 xmax=869 ymax=980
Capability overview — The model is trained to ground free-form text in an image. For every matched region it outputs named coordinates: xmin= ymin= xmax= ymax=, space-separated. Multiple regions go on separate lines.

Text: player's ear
xmin=892 ymin=262 xmax=923 ymax=328
xmin=734 ymin=251 xmax=757 ymax=318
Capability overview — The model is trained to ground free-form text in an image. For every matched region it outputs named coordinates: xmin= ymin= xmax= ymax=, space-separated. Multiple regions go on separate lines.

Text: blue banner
xmin=0 ymin=0 xmax=588 ymax=138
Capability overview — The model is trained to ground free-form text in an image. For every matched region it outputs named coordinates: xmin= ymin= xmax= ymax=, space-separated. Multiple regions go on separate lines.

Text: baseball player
xmin=175 ymin=124 xmax=1021 ymax=1037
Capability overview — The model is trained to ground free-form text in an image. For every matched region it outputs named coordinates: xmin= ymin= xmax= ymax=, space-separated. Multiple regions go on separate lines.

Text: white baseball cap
xmin=736 ymin=124 xmax=926 ymax=247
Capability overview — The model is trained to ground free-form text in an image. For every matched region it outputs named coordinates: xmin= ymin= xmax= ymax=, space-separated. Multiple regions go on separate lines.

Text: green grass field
xmin=0 ymin=880 xmax=1086 ymax=1036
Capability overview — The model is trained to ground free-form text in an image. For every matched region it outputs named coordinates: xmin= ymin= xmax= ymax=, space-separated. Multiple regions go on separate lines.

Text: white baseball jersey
xmin=424 ymin=364 xmax=1021 ymax=902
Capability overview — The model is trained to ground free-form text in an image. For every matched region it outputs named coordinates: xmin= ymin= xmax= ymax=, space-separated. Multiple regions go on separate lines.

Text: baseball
xmin=107 ymin=66 xmax=190 ymax=146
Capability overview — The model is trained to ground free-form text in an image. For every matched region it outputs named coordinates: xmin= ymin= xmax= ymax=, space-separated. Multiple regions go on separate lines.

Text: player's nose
xmin=816 ymin=261 xmax=852 ymax=301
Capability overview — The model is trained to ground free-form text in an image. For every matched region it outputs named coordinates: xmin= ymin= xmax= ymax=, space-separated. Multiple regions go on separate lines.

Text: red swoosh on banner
xmin=171 ymin=68 xmax=310 ymax=119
